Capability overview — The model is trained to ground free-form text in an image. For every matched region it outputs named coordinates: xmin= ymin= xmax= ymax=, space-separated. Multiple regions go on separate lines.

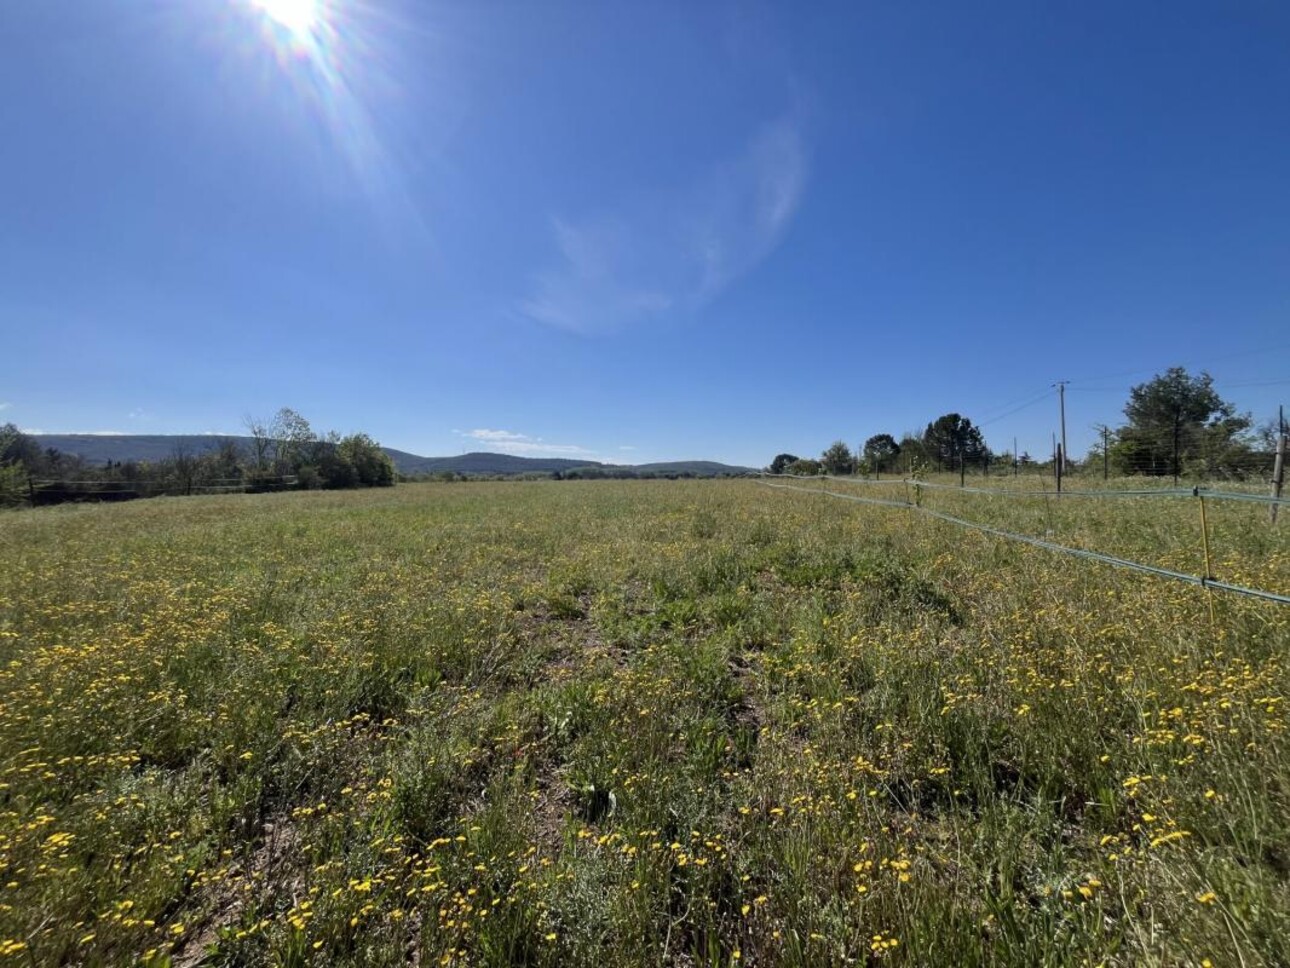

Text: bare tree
xmin=170 ymin=441 xmax=198 ymax=496
xmin=243 ymin=415 xmax=271 ymax=475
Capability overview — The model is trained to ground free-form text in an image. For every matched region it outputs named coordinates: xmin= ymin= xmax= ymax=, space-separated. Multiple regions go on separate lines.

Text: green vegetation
xmin=861 ymin=435 xmax=900 ymax=476
xmin=775 ymin=367 xmax=1280 ymax=482
xmin=1108 ymin=368 xmax=1261 ymax=478
xmin=1 ymin=480 xmax=1286 ymax=965
xmin=0 ymin=410 xmax=395 ymax=507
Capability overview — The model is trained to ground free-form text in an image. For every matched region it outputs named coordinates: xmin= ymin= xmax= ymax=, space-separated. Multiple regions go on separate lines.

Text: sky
xmin=1 ymin=0 xmax=1288 ymax=467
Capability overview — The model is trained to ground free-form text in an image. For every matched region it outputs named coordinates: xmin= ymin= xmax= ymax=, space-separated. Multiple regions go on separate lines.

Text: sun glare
xmin=234 ymin=0 xmax=410 ymax=225
xmin=253 ymin=0 xmax=320 ymax=35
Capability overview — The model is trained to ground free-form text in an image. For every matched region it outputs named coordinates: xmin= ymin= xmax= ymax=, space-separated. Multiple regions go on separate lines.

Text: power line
xmin=976 ymin=388 xmax=1055 ymax=427
xmin=975 ymin=386 xmax=1053 ymax=424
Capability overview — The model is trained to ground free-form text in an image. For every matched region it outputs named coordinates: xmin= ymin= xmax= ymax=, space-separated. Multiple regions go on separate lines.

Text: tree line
xmin=769 ymin=411 xmax=991 ymax=478
xmin=768 ymin=368 xmax=1283 ymax=481
xmin=0 ymin=408 xmax=395 ymax=507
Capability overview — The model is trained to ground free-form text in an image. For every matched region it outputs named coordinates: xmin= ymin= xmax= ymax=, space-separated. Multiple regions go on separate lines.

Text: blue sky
xmin=2 ymin=0 xmax=1287 ymax=466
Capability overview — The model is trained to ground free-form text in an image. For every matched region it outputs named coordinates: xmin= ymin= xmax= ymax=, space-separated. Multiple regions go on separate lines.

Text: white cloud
xmin=519 ymin=114 xmax=808 ymax=335
xmin=456 ymin=429 xmax=598 ymax=459
xmin=0 ymin=402 xmax=11 ymax=412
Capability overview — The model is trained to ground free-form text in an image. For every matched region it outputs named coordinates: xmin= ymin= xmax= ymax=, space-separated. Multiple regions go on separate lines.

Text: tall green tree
xmin=0 ymin=424 xmax=41 ymax=468
xmin=923 ymin=414 xmax=987 ymax=471
xmin=898 ymin=434 xmax=929 ymax=473
xmin=862 ymin=434 xmax=901 ymax=474
xmin=768 ymin=453 xmax=799 ymax=475
xmin=820 ymin=440 xmax=856 ymax=476
xmin=338 ymin=433 xmax=396 ymax=487
xmin=1112 ymin=368 xmax=1252 ymax=477
xmin=0 ymin=423 xmax=36 ymax=507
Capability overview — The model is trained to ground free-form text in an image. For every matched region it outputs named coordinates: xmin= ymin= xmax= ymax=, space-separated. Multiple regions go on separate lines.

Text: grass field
xmin=1 ymin=480 xmax=1287 ymax=966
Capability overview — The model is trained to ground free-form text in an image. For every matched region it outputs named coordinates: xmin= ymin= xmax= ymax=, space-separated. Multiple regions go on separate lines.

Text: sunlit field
xmin=1 ymin=481 xmax=1287 ymax=966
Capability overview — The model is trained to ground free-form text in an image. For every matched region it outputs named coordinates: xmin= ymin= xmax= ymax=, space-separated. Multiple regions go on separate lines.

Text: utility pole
xmin=1054 ymin=381 xmax=1069 ymax=473
xmin=1102 ymin=426 xmax=1110 ymax=481
xmin=1013 ymin=436 xmax=1018 ymax=477
xmin=1272 ymin=404 xmax=1285 ymax=526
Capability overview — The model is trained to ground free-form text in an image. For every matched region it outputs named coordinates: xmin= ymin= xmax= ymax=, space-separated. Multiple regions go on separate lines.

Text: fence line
xmin=764 ymin=473 xmax=1290 ymax=507
xmin=30 ymin=477 xmax=296 ymax=487
xmin=755 ymin=478 xmax=1290 ymax=607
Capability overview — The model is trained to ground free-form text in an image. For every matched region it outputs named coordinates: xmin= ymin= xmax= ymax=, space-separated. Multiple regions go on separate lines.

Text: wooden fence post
xmin=1272 ymin=423 xmax=1285 ymax=526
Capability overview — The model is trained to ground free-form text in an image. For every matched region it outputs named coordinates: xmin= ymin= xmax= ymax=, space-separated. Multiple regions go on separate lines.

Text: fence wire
xmin=756 ymin=477 xmax=1290 ymax=607
xmin=768 ymin=473 xmax=1289 ymax=507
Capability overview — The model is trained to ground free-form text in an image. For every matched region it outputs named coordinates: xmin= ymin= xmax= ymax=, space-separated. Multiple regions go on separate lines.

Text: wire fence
xmin=756 ymin=474 xmax=1290 ymax=607
xmin=27 ymin=476 xmax=298 ymax=505
xmin=782 ymin=473 xmax=1289 ymax=507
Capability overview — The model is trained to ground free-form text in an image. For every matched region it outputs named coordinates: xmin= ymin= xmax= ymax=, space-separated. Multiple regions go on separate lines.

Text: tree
xmin=1113 ymin=368 xmax=1252 ymax=477
xmin=243 ymin=414 xmax=272 ymax=474
xmin=820 ymin=441 xmax=856 ymax=476
xmin=0 ymin=424 xmax=37 ymax=507
xmin=0 ymin=423 xmax=39 ymax=469
xmin=170 ymin=441 xmax=198 ymax=496
xmin=769 ymin=453 xmax=799 ymax=475
xmin=206 ymin=438 xmax=244 ymax=482
xmin=337 ymin=433 xmax=396 ymax=487
xmin=270 ymin=407 xmax=316 ymax=473
xmin=922 ymin=414 xmax=988 ymax=471
xmin=862 ymin=434 xmax=901 ymax=475
xmin=898 ymin=433 xmax=929 ymax=473
xmin=786 ymin=458 xmax=822 ymax=476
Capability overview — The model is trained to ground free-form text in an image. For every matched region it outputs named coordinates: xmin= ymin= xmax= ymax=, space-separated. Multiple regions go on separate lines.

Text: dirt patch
xmin=173 ymin=815 xmax=302 ymax=967
xmin=514 ymin=596 xmax=633 ymax=684
xmin=528 ymin=767 xmax=576 ymax=857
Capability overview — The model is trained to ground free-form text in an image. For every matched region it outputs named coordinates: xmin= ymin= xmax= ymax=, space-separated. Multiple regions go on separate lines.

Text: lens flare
xmin=252 ymin=0 xmax=319 ymax=35
xmin=231 ymin=0 xmax=421 ymax=232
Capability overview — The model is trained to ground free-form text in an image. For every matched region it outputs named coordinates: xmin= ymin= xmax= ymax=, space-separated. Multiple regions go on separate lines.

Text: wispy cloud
xmin=519 ymin=114 xmax=808 ymax=335
xmin=0 ymin=402 xmax=11 ymax=412
xmin=456 ymin=429 xmax=598 ymax=459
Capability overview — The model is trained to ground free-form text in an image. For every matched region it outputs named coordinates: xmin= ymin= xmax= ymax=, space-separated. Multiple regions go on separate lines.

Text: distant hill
xmin=30 ymin=435 xmax=755 ymax=478
xmin=394 ymin=452 xmax=603 ymax=475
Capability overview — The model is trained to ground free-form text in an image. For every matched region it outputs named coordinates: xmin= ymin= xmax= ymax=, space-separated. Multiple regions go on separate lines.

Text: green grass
xmin=0 ymin=480 xmax=1286 ymax=966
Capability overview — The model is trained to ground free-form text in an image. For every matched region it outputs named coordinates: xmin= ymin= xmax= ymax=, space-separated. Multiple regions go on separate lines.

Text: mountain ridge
xmin=30 ymin=435 xmax=755 ymax=477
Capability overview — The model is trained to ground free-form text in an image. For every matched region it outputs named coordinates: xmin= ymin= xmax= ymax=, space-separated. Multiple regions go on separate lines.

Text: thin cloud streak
xmin=519 ymin=114 xmax=808 ymax=335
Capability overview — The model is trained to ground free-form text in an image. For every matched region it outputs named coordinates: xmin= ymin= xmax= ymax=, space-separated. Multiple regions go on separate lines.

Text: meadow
xmin=0 ymin=479 xmax=1286 ymax=966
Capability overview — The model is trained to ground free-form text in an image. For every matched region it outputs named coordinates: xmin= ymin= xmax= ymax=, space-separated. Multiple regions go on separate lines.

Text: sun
xmin=252 ymin=0 xmax=320 ymax=35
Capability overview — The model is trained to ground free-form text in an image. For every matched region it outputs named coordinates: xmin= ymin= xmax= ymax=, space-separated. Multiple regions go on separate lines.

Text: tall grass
xmin=0 ymin=481 xmax=1285 ymax=965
